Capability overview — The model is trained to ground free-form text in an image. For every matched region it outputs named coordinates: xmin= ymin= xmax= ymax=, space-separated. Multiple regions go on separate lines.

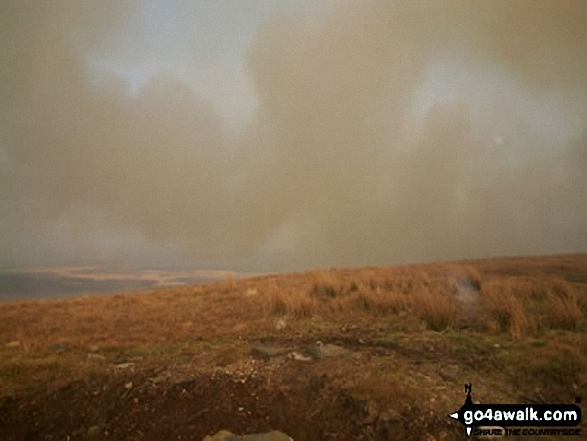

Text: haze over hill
xmin=2 ymin=0 xmax=586 ymax=273
xmin=0 ymin=267 xmax=258 ymax=300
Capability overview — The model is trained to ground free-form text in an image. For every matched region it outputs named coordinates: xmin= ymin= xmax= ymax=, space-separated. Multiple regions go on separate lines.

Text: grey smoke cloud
xmin=1 ymin=0 xmax=586 ymax=271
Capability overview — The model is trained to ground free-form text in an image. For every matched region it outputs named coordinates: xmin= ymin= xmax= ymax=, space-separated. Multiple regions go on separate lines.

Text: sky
xmin=1 ymin=0 xmax=586 ymax=272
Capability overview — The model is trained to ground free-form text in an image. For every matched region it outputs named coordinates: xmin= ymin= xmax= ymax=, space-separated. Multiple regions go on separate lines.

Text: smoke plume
xmin=1 ymin=0 xmax=586 ymax=271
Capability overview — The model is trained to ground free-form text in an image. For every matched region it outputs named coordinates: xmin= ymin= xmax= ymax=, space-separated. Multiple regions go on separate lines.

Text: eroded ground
xmin=2 ymin=323 xmax=585 ymax=440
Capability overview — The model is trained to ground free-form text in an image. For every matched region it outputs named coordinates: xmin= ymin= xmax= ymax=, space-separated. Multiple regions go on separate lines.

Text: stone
xmin=288 ymin=351 xmax=312 ymax=362
xmin=202 ymin=430 xmax=293 ymax=441
xmin=274 ymin=318 xmax=287 ymax=331
xmin=304 ymin=342 xmax=349 ymax=359
xmin=202 ymin=430 xmax=238 ymax=441
xmin=87 ymin=353 xmax=106 ymax=361
xmin=115 ymin=362 xmax=135 ymax=370
xmin=242 ymin=433 xmax=293 ymax=441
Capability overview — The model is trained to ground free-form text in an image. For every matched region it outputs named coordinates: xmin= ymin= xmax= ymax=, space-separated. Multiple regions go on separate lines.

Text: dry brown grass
xmin=257 ymin=265 xmax=465 ymax=331
xmin=476 ymin=270 xmax=587 ymax=338
xmin=481 ymin=280 xmax=535 ymax=339
xmin=261 ymin=282 xmax=317 ymax=318
xmin=411 ymin=286 xmax=458 ymax=331
xmin=0 ymin=255 xmax=585 ymax=352
xmin=546 ymin=278 xmax=583 ymax=330
xmin=0 ymin=286 xmax=268 ymax=351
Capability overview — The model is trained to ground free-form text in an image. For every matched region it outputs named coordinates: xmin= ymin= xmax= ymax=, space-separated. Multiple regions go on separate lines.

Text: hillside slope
xmin=1 ymin=254 xmax=586 ymax=440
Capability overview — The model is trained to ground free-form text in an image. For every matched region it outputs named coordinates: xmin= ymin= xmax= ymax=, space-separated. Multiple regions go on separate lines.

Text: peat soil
xmin=0 ymin=333 xmax=466 ymax=441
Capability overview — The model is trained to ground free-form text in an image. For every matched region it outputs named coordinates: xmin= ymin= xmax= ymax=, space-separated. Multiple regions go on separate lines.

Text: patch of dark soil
xmin=254 ymin=329 xmax=502 ymax=380
xmin=0 ymin=364 xmax=460 ymax=441
xmin=326 ymin=334 xmax=500 ymax=374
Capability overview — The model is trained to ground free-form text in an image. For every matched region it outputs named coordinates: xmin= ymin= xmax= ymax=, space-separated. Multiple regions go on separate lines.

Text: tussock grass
xmin=546 ymin=278 xmax=583 ymax=330
xmin=260 ymin=266 xmax=462 ymax=331
xmin=481 ymin=281 xmax=535 ymax=339
xmin=411 ymin=287 xmax=458 ymax=331
xmin=354 ymin=286 xmax=408 ymax=314
xmin=0 ymin=255 xmax=585 ymax=353
xmin=261 ymin=283 xmax=317 ymax=318
xmin=255 ymin=257 xmax=586 ymax=337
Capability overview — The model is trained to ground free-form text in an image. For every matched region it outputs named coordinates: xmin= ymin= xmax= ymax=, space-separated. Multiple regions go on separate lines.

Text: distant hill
xmin=0 ymin=267 xmax=258 ymax=300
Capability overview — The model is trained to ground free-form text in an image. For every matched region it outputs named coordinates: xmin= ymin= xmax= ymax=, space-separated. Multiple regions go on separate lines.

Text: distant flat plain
xmin=0 ymin=267 xmax=258 ymax=300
